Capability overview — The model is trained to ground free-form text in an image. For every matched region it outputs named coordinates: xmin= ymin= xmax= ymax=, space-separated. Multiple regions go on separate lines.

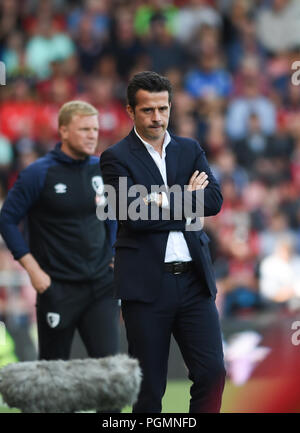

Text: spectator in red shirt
xmin=86 ymin=76 xmax=132 ymax=152
xmin=0 ymin=77 xmax=39 ymax=142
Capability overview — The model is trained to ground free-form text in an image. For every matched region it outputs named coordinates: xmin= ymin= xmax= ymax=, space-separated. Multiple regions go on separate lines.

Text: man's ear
xmin=59 ymin=125 xmax=68 ymax=140
xmin=126 ymin=105 xmax=135 ymax=121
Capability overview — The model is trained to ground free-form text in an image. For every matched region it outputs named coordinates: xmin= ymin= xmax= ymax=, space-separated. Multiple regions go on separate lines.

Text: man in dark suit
xmin=100 ymin=71 xmax=226 ymax=413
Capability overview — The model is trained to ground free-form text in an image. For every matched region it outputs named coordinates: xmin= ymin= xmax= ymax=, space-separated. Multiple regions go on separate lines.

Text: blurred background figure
xmin=106 ymin=8 xmax=145 ymax=81
xmin=144 ymin=12 xmax=186 ymax=74
xmin=226 ymin=58 xmax=276 ymax=141
xmin=184 ymin=27 xmax=232 ymax=101
xmin=133 ymin=0 xmax=178 ymax=38
xmin=174 ymin=0 xmax=221 ymax=44
xmin=25 ymin=16 xmax=75 ymax=81
xmin=259 ymin=235 xmax=300 ymax=310
xmin=85 ymin=75 xmax=132 ymax=152
xmin=256 ymin=0 xmax=300 ymax=56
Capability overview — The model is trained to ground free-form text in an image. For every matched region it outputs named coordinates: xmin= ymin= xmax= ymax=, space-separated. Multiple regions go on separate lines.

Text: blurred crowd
xmin=1 ymin=0 xmax=300 ymax=360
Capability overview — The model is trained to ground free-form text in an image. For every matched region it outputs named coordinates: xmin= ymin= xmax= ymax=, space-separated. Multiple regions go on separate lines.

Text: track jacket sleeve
xmin=0 ymin=161 xmax=47 ymax=260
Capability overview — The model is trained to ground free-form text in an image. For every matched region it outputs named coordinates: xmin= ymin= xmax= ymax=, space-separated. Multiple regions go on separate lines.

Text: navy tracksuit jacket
xmin=0 ymin=143 xmax=117 ymax=284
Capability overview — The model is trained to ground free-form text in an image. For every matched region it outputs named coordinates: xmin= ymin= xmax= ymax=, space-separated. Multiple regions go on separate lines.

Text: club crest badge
xmin=54 ymin=183 xmax=67 ymax=194
xmin=46 ymin=312 xmax=60 ymax=328
xmin=91 ymin=176 xmax=104 ymax=194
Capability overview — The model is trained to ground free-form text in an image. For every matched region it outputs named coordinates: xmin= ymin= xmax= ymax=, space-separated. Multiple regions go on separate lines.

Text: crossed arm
xmin=100 ymin=145 xmax=222 ymax=232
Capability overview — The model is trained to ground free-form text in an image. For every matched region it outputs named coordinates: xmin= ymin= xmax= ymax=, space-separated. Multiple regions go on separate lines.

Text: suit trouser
xmin=122 ymin=268 xmax=226 ymax=413
xmin=36 ymin=276 xmax=120 ymax=361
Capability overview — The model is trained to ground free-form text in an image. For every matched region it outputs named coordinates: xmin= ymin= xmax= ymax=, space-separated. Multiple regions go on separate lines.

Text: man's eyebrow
xmin=140 ymin=105 xmax=169 ymax=110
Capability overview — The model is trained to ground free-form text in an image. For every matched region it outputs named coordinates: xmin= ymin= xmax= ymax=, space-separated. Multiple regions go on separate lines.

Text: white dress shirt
xmin=134 ymin=128 xmax=192 ymax=263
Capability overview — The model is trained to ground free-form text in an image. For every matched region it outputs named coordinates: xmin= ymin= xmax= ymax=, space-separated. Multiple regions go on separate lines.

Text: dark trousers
xmin=122 ymin=269 xmax=226 ymax=413
xmin=36 ymin=277 xmax=120 ymax=360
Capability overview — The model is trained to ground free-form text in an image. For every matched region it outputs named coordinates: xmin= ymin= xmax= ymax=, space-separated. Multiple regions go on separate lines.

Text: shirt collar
xmin=134 ymin=127 xmax=171 ymax=153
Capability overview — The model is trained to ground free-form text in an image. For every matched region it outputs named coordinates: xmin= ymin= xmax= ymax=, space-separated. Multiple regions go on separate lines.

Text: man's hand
xmin=19 ymin=253 xmax=51 ymax=294
xmin=143 ymin=192 xmax=163 ymax=207
xmin=187 ymin=170 xmax=209 ymax=191
xmin=29 ymin=268 xmax=52 ymax=294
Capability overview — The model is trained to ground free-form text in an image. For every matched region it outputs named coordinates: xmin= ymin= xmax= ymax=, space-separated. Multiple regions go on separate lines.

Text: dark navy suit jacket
xmin=100 ymin=129 xmax=223 ymax=302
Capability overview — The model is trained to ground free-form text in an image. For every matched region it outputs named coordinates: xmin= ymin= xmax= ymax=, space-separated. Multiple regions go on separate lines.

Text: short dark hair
xmin=127 ymin=71 xmax=172 ymax=109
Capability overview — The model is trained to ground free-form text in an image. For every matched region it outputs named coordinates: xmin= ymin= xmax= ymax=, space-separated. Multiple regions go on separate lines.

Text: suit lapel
xmin=129 ymin=129 xmax=165 ymax=186
xmin=129 ymin=130 xmax=181 ymax=187
xmin=165 ymin=136 xmax=180 ymax=187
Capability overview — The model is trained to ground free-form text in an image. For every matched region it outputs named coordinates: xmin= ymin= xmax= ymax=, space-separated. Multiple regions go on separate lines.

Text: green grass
xmin=122 ymin=379 xmax=191 ymax=413
xmin=163 ymin=380 xmax=190 ymax=413
xmin=0 ymin=406 xmax=19 ymax=413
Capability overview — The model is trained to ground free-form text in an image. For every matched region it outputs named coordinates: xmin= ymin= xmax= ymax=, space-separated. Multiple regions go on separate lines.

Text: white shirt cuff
xmin=161 ymin=192 xmax=169 ymax=209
